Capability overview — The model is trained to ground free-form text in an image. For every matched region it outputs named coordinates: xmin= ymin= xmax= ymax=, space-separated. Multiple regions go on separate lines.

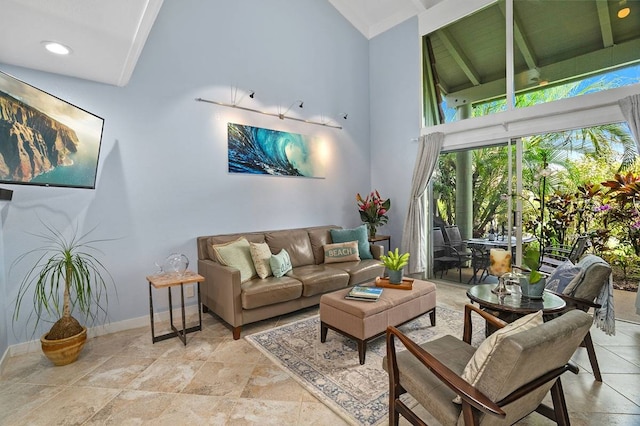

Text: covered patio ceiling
xmin=427 ymin=0 xmax=640 ymax=108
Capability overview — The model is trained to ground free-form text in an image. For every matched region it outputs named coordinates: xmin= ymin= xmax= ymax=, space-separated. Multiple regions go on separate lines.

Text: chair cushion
xmin=565 ymin=254 xmax=611 ymax=300
xmin=249 ymin=242 xmax=273 ymax=279
xmin=545 ymin=260 xmax=583 ymax=293
xmin=454 ymin=310 xmax=543 ymax=403
xmin=212 ymin=237 xmax=257 ymax=282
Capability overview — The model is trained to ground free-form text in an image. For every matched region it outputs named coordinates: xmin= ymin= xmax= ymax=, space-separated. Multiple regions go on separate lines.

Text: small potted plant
xmin=380 ymin=248 xmax=410 ymax=284
xmin=12 ymin=223 xmax=114 ymax=366
xmin=519 ymin=247 xmax=545 ymax=299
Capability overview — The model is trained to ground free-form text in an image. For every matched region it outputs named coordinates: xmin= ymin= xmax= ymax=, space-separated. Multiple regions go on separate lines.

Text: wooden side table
xmin=368 ymin=234 xmax=391 ymax=252
xmin=147 ymin=270 xmax=204 ymax=345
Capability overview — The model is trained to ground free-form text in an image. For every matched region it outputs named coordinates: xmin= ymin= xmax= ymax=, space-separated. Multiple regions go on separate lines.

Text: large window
xmin=423 ymin=0 xmax=640 ymax=125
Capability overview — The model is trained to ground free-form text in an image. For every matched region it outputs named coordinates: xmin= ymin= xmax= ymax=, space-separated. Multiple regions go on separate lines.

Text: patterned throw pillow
xmin=545 ymin=260 xmax=583 ymax=293
xmin=323 ymin=241 xmax=360 ymax=264
xmin=330 ymin=225 xmax=372 ymax=259
xmin=453 ymin=310 xmax=543 ymax=404
xmin=249 ymin=242 xmax=273 ymax=279
xmin=270 ymin=249 xmax=292 ymax=278
xmin=212 ymin=237 xmax=257 ymax=282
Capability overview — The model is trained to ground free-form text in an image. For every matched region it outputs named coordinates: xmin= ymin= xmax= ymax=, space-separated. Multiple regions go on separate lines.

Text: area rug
xmin=245 ymin=305 xmax=484 ymax=426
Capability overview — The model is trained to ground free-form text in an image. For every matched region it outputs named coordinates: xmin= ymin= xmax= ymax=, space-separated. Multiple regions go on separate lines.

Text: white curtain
xmin=618 ymin=94 xmax=640 ymax=314
xmin=401 ymin=132 xmax=444 ymax=274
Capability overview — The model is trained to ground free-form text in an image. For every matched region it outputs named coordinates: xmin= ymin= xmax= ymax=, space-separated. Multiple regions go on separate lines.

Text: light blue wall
xmin=369 ymin=18 xmax=422 ymax=250
xmin=0 ymin=0 xmax=373 ymax=347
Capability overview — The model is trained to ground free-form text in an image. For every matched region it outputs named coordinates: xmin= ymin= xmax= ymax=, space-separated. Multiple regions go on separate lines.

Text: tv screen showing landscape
xmin=0 ymin=70 xmax=104 ymax=189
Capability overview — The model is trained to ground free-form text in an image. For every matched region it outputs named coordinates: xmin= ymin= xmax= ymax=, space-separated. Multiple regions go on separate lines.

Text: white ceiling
xmin=0 ymin=0 xmax=441 ymax=87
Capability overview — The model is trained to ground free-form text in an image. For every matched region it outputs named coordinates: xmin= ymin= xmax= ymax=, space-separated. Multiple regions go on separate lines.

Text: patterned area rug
xmin=245 ymin=305 xmax=484 ymax=426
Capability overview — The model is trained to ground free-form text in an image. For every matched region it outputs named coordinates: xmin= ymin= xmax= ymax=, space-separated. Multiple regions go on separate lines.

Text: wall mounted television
xmin=0 ymin=70 xmax=104 ymax=189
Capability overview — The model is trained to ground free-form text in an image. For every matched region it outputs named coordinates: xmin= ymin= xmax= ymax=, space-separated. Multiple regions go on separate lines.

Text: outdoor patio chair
xmin=384 ymin=304 xmax=593 ymax=426
xmin=433 ymin=227 xmax=470 ymax=282
xmin=444 ymin=225 xmax=473 ymax=257
xmin=540 ymin=234 xmax=590 ymax=274
xmin=545 ymin=254 xmax=613 ymax=382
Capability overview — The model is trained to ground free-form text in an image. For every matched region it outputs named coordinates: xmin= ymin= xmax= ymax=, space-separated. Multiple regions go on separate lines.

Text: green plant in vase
xmin=519 ymin=247 xmax=545 ymax=298
xmin=380 ymin=248 xmax=409 ymax=284
xmin=12 ymin=223 xmax=114 ymax=366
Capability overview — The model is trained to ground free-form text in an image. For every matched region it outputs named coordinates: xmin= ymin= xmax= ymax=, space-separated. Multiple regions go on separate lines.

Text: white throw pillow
xmin=250 ymin=242 xmax=273 ymax=279
xmin=323 ymin=241 xmax=360 ymax=264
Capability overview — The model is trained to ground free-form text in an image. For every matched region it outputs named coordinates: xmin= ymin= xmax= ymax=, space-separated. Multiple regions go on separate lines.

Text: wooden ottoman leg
xmin=429 ymin=307 xmax=436 ymax=326
xmin=358 ymin=340 xmax=366 ymax=365
xmin=320 ymin=321 xmax=328 ymax=343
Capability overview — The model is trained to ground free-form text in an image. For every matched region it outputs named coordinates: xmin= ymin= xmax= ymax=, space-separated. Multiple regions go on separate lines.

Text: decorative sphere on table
xmin=164 ymin=253 xmax=189 ymax=275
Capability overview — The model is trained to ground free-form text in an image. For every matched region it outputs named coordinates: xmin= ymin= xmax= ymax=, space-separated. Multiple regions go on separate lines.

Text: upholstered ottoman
xmin=319 ymin=279 xmax=436 ymax=364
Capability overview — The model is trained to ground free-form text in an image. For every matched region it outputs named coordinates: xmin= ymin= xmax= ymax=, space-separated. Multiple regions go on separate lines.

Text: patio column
xmin=455 ymin=104 xmax=473 ymax=241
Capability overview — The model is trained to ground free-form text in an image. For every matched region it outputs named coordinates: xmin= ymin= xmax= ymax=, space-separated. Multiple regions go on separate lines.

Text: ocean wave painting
xmin=228 ymin=123 xmax=324 ymax=178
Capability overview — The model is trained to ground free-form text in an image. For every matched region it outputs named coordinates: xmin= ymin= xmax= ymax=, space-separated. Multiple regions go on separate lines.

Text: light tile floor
xmin=0 ymin=282 xmax=638 ymax=425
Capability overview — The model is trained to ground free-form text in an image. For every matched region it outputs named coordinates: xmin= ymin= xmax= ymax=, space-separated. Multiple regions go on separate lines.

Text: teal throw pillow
xmin=330 ymin=225 xmax=372 ymax=259
xmin=270 ymin=249 xmax=293 ymax=278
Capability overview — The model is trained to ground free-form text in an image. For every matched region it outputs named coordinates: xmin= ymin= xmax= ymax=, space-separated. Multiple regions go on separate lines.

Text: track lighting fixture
xmin=342 ymin=113 xmax=348 ymax=120
xmin=298 ymin=101 xmax=304 ymax=108
xmin=249 ymin=91 xmax=255 ymax=99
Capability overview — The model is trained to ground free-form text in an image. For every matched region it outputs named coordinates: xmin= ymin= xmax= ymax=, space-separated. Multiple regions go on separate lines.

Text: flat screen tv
xmin=0 ymin=70 xmax=104 ymax=189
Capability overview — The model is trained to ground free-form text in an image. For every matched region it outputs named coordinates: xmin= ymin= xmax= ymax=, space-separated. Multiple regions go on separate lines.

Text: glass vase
xmin=367 ymin=223 xmax=377 ymax=239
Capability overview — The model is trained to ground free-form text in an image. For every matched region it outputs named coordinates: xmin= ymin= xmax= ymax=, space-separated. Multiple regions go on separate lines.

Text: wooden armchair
xmin=384 ymin=304 xmax=593 ymax=425
xmin=545 ymin=254 xmax=612 ymax=382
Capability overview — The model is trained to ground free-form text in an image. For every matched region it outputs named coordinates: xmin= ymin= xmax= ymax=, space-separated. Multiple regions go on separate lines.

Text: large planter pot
xmin=520 ymin=276 xmax=546 ymax=300
xmin=387 ymin=269 xmax=404 ymax=284
xmin=40 ymin=326 xmax=87 ymax=366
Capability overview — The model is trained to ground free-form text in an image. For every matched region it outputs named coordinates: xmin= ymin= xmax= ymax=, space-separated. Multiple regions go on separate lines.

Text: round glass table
xmin=466 ymin=284 xmax=566 ymax=333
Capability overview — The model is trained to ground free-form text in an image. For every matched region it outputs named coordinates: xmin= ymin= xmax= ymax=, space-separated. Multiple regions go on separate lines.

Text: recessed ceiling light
xmin=618 ymin=7 xmax=631 ymax=18
xmin=41 ymin=41 xmax=72 ymax=55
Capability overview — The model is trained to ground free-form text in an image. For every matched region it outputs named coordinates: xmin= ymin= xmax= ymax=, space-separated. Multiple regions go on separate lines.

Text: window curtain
xmin=422 ymin=36 xmax=444 ymax=127
xmin=618 ymin=93 xmax=640 ymax=315
xmin=401 ymin=132 xmax=444 ymax=273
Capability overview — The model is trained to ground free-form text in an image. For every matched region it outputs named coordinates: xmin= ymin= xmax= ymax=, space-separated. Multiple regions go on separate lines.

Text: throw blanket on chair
xmin=594 ymin=274 xmax=615 ymax=336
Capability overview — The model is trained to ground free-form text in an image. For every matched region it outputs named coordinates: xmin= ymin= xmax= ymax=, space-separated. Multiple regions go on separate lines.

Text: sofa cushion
xmin=250 ymin=242 xmax=273 ymax=279
xmin=265 ymin=229 xmax=315 ymax=267
xmin=308 ymin=227 xmax=338 ymax=264
xmin=324 ymin=241 xmax=360 ymax=263
xmin=270 ymin=249 xmax=293 ymax=278
xmin=211 ymin=237 xmax=257 ymax=282
xmin=287 ymin=265 xmax=350 ymax=297
xmin=327 ymin=259 xmax=385 ymax=285
xmin=241 ymin=276 xmax=303 ymax=309
xmin=330 ymin=225 xmax=372 ymax=259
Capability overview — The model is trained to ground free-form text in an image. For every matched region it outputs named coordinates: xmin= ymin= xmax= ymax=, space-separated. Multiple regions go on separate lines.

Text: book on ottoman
xmin=346 ymin=286 xmax=383 ymax=301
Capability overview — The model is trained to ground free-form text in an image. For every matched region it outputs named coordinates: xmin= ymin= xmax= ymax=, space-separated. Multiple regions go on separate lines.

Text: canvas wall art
xmin=227 ymin=123 xmax=325 ymax=178
xmin=0 ymin=70 xmax=104 ymax=189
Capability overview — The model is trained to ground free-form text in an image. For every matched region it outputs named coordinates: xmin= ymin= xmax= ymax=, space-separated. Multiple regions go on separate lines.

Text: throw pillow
xmin=249 ymin=242 xmax=273 ymax=279
xmin=323 ymin=241 xmax=360 ymax=264
xmin=545 ymin=260 xmax=583 ymax=293
xmin=453 ymin=310 xmax=543 ymax=403
xmin=330 ymin=225 xmax=372 ymax=259
xmin=270 ymin=249 xmax=293 ymax=278
xmin=212 ymin=237 xmax=257 ymax=282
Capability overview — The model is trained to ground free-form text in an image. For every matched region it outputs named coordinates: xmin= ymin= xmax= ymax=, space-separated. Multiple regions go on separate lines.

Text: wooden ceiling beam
xmin=436 ymin=28 xmax=481 ymax=86
xmin=596 ymin=0 xmax=614 ymax=48
xmin=498 ymin=1 xmax=538 ymax=70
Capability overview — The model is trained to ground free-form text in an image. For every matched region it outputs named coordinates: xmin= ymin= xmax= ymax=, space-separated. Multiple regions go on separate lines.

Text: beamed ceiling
xmin=427 ymin=0 xmax=640 ymax=108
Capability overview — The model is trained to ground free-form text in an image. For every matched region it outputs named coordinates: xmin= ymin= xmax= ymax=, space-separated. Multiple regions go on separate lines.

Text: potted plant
xmin=519 ymin=247 xmax=545 ymax=299
xmin=12 ymin=223 xmax=114 ymax=366
xmin=380 ymin=248 xmax=410 ymax=284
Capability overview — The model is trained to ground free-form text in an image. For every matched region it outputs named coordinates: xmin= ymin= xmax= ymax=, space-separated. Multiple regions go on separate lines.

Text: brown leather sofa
xmin=196 ymin=225 xmax=385 ymax=339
